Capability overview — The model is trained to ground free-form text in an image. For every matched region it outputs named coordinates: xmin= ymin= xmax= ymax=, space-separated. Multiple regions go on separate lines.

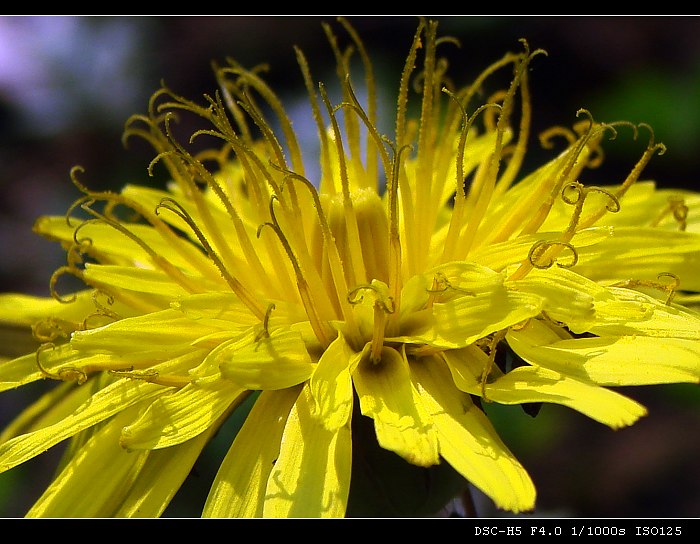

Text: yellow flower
xmin=1 ymin=17 xmax=700 ymax=518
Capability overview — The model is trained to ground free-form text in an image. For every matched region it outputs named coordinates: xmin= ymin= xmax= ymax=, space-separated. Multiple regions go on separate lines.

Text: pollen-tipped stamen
xmin=277 ymin=169 xmax=363 ymax=347
xmin=651 ymin=196 xmax=689 ymax=231
xmin=348 ymin=283 xmax=395 ymax=364
xmin=612 ymin=272 xmax=680 ymax=305
xmin=257 ymin=198 xmax=334 ymax=348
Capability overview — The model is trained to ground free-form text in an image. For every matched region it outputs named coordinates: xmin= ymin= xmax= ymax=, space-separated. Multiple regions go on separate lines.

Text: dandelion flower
xmin=1 ymin=18 xmax=700 ymax=518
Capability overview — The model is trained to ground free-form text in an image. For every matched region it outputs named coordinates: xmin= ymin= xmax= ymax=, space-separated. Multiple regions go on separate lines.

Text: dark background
xmin=0 ymin=15 xmax=699 ymax=518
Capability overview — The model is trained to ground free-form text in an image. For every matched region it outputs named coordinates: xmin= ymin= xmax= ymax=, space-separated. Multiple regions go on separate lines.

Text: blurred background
xmin=0 ymin=15 xmax=699 ymax=518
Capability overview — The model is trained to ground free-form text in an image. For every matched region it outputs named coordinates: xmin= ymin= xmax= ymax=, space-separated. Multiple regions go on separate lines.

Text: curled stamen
xmin=35 ymin=342 xmax=56 ymax=379
xmin=652 ymin=196 xmax=688 ymax=231
xmin=348 ymin=281 xmax=394 ymax=364
xmin=561 ymin=181 xmax=584 ymax=205
xmin=561 ymin=182 xmax=620 ymax=213
xmin=425 ymin=272 xmax=475 ymax=310
xmin=672 ymin=200 xmax=689 ymax=231
xmin=612 ymin=272 xmax=680 ymax=305
xmin=81 ymin=290 xmax=121 ymax=330
xmin=558 ymin=181 xmax=622 ymax=242
xmin=574 ymin=109 xmax=596 ymax=134
xmin=49 ymin=266 xmax=82 ymax=304
xmin=425 ymin=272 xmax=451 ymax=294
xmin=63 ymin=237 xmax=91 ymax=271
xmin=528 ymin=240 xmax=579 ymax=269
xmin=347 ymin=284 xmax=395 ymax=314
xmin=72 ymin=221 xmax=95 ymax=252
xmin=32 ymin=318 xmax=70 ymax=343
xmin=658 ymin=272 xmax=681 ymax=305
xmin=483 ymin=90 xmax=508 ymax=130
xmin=255 ymin=303 xmax=276 ymax=341
xmin=658 ymin=272 xmax=681 ymax=304
xmin=426 ymin=272 xmax=476 ymax=295
xmin=480 ymin=329 xmax=508 ymax=402
xmin=35 ymin=343 xmax=87 ymax=384
xmin=637 ymin=122 xmax=667 ymax=156
xmin=69 ymin=165 xmax=90 ymax=195
xmin=596 ymin=187 xmax=621 ymax=212
xmin=539 ymin=125 xmax=578 ymax=148
xmin=65 ymin=196 xmax=96 ymax=227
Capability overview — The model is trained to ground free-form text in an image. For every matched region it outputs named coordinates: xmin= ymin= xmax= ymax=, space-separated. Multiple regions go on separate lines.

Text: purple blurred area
xmin=0 ymin=16 xmax=699 ymax=518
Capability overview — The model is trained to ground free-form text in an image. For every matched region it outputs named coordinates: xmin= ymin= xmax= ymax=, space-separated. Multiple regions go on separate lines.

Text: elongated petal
xmin=309 ymin=334 xmax=357 ymax=430
xmin=0 ymin=344 xmax=81 ymax=392
xmin=0 ymin=383 xmax=160 ymax=475
xmin=591 ymin=288 xmax=700 ymax=339
xmin=443 ymin=344 xmax=647 ymax=428
xmin=506 ymin=267 xmax=606 ymax=333
xmin=82 ymin=264 xmax=192 ymax=299
xmin=216 ymin=328 xmax=315 ymax=390
xmin=396 ymin=289 xmax=542 ymax=349
xmin=508 ymin=319 xmax=700 ymax=386
xmin=171 ymin=292 xmax=268 ymax=329
xmin=0 ymin=355 xmax=196 ymax=473
xmin=395 ymin=261 xmax=542 ymax=348
xmin=0 ymin=291 xmax=99 ymax=327
xmin=574 ymin=227 xmax=700 ymax=291
xmin=353 ymin=346 xmax=439 ymax=467
xmin=0 ymin=381 xmax=91 ymax=442
xmin=70 ymin=309 xmax=219 ymax=355
xmin=27 ymin=408 xmax=150 ymax=517
xmin=203 ymin=388 xmax=299 ymax=518
xmin=120 ymin=377 xmax=246 ymax=450
xmin=116 ymin=416 xmax=220 ymax=517
xmin=409 ymin=356 xmax=536 ymax=513
xmin=263 ymin=384 xmax=351 ymax=518
xmin=34 ymin=216 xmax=203 ymax=274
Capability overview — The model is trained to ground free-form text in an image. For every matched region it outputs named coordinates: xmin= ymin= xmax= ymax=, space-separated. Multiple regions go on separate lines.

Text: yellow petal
xmin=203 ymin=388 xmax=300 ymax=518
xmin=117 ymin=416 xmax=219 ymax=517
xmin=592 ymin=287 xmax=700 ymax=339
xmin=70 ymin=309 xmax=219 ymax=355
xmin=508 ymin=319 xmax=700 ymax=386
xmin=27 ymin=407 xmax=150 ymax=517
xmin=506 ymin=267 xmax=605 ymax=333
xmin=0 ymin=343 xmax=80 ymax=392
xmin=216 ymin=328 xmax=315 ymax=390
xmin=171 ymin=292 xmax=265 ymax=329
xmin=309 ymin=333 xmax=356 ymax=430
xmin=575 ymin=227 xmax=700 ymax=291
xmin=0 ymin=378 xmax=165 ymax=474
xmin=444 ymin=343 xmax=647 ymax=428
xmin=82 ymin=264 xmax=191 ymax=299
xmin=34 ymin=216 xmax=205 ymax=274
xmin=263 ymin=384 xmax=351 ymax=518
xmin=410 ymin=356 xmax=536 ymax=513
xmin=394 ymin=262 xmax=542 ymax=349
xmin=396 ymin=289 xmax=542 ymax=349
xmin=0 ymin=380 xmax=90 ymax=442
xmin=352 ymin=346 xmax=439 ymax=467
xmin=0 ymin=290 xmax=97 ymax=327
xmin=120 ymin=377 xmax=246 ymax=450
xmin=470 ymin=227 xmax=611 ymax=272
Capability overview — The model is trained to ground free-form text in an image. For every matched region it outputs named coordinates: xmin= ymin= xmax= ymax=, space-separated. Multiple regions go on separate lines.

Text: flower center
xmin=317 ymin=187 xmax=396 ymax=355
xmin=323 ymin=187 xmax=390 ymax=288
